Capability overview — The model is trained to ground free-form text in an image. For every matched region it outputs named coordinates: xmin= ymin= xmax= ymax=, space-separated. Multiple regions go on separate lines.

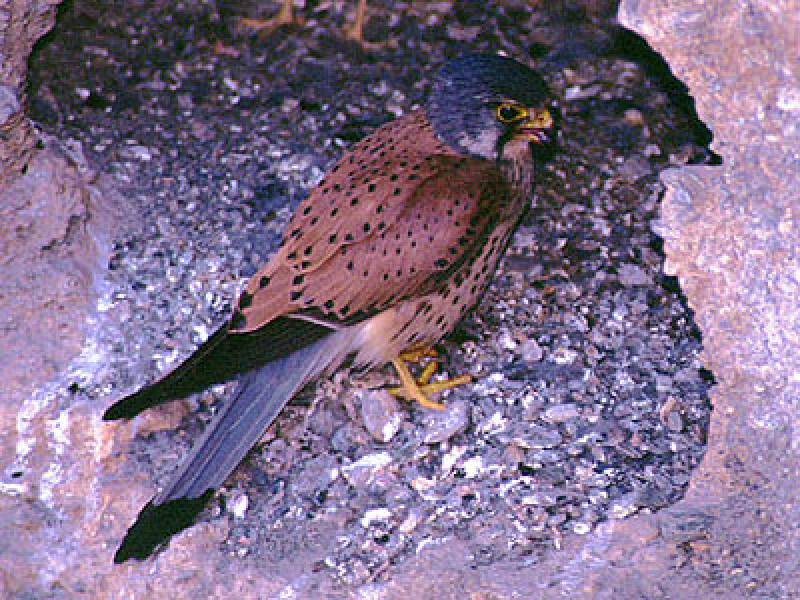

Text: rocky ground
xmin=25 ymin=0 xmax=715 ymax=590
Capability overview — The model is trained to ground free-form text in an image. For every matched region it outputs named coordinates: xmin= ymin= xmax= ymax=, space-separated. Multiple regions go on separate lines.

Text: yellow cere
xmin=528 ymin=108 xmax=553 ymax=129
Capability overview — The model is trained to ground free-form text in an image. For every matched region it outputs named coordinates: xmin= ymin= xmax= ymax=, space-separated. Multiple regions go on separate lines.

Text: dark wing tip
xmin=103 ymin=389 xmax=156 ymax=421
xmin=103 ymin=401 xmax=132 ymax=421
xmin=112 ymin=491 xmax=213 ymax=563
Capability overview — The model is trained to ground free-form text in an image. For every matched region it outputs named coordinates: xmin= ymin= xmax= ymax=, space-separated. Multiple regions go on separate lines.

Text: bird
xmin=236 ymin=0 xmax=373 ymax=47
xmin=105 ymin=53 xmax=557 ymax=562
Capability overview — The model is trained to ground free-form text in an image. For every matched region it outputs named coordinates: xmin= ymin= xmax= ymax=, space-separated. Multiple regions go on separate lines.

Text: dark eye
xmin=496 ymin=103 xmax=527 ymax=123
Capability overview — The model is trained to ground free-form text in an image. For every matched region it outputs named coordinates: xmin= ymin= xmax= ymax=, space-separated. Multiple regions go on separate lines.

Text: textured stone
xmin=0 ymin=138 xmax=118 ymax=406
xmin=574 ymin=0 xmax=800 ymax=597
xmin=542 ymin=403 xmax=581 ymax=423
xmin=359 ymin=389 xmax=404 ymax=443
xmin=419 ymin=399 xmax=470 ymax=444
xmin=0 ymin=106 xmax=119 ymax=600
xmin=0 ymin=0 xmax=60 ymax=185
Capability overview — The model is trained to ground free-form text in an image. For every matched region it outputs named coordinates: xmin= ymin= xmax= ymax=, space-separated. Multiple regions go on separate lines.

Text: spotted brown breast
xmin=234 ymin=109 xmax=517 ymax=355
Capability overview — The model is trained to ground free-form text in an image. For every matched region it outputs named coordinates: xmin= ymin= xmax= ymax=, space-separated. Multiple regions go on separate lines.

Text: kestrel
xmin=237 ymin=0 xmax=372 ymax=46
xmin=106 ymin=54 xmax=556 ymax=561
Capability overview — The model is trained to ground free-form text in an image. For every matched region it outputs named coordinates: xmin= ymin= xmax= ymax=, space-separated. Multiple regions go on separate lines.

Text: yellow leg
xmin=389 ymin=357 xmax=472 ymax=410
xmin=343 ymin=0 xmax=386 ymax=50
xmin=343 ymin=0 xmax=368 ymax=42
xmin=391 ymin=358 xmax=445 ymax=410
xmin=416 ymin=375 xmax=473 ymax=395
xmin=389 ymin=373 xmax=473 ymax=399
xmin=399 ymin=347 xmax=438 ymax=364
xmin=418 ymin=361 xmax=439 ymax=385
xmin=237 ymin=0 xmax=299 ymax=33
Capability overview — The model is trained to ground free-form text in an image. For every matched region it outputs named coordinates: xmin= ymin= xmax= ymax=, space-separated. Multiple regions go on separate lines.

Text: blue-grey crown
xmin=425 ymin=54 xmax=551 ymax=160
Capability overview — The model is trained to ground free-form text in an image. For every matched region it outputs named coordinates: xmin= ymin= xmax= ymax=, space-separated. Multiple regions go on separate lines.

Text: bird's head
xmin=426 ymin=54 xmax=558 ymax=163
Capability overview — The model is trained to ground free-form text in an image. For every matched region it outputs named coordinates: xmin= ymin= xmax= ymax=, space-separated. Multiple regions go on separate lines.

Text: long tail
xmin=103 ymin=316 xmax=334 ymax=420
xmin=155 ymin=330 xmax=351 ymax=503
xmin=113 ymin=329 xmax=353 ymax=562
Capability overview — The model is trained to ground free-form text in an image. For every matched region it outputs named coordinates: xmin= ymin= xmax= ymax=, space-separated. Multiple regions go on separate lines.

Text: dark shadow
xmin=610 ymin=27 xmax=722 ymax=165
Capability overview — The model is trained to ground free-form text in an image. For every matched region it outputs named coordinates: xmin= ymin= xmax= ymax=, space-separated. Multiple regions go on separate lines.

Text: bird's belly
xmin=352 ymin=220 xmax=516 ymax=369
xmin=352 ymin=296 xmax=468 ymax=369
xmin=352 ymin=280 xmax=487 ymax=367
xmin=352 ymin=307 xmax=417 ymax=368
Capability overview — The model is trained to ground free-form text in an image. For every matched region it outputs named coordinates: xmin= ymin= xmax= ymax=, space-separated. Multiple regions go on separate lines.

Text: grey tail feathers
xmin=153 ymin=329 xmax=353 ymax=505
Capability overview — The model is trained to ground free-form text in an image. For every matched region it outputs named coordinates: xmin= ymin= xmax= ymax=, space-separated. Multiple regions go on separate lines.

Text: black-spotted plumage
xmin=107 ymin=53 xmax=557 ymax=562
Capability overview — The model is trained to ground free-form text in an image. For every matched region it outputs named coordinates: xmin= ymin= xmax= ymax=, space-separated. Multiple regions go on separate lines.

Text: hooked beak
xmin=515 ymin=107 xmax=555 ymax=145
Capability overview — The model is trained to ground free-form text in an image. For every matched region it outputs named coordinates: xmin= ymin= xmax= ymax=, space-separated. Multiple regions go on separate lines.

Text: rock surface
xmin=0 ymin=138 xmax=116 ymax=400
xmin=0 ymin=0 xmax=58 ymax=185
xmin=0 ymin=2 xmax=120 ymax=596
xmin=0 ymin=139 xmax=121 ymax=600
xmin=581 ymin=0 xmax=800 ymax=596
xmin=0 ymin=4 xmax=128 ymax=597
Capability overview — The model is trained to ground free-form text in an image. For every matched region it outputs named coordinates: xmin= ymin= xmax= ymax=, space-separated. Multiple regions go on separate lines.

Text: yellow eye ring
xmin=496 ymin=102 xmax=528 ymax=124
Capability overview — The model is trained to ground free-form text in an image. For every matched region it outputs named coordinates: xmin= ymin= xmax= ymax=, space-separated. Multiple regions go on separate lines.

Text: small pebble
xmin=644 ymin=143 xmax=662 ymax=157
xmin=229 ymin=493 xmax=248 ymax=519
xmin=521 ymin=393 xmax=545 ymax=420
xmin=499 ymin=331 xmax=518 ymax=351
xmin=618 ymin=263 xmax=651 ymax=286
xmin=543 ymin=403 xmax=581 ymax=423
xmin=360 ymin=508 xmax=392 ymax=527
xmin=341 ymin=452 xmax=392 ymax=487
xmin=564 ymin=84 xmax=602 ymax=100
xmin=359 ymin=389 xmax=404 ymax=443
xmin=623 ymin=108 xmax=645 ymax=126
xmin=398 ymin=508 xmax=423 ymax=534
xmin=419 ymin=399 xmax=469 ymax=444
xmin=513 ymin=424 xmax=563 ymax=449
xmin=461 ymin=456 xmax=484 ymax=478
xmin=610 ymin=492 xmax=640 ymax=519
xmin=666 ymin=411 xmax=684 ymax=432
xmin=573 ymin=521 xmax=593 ymax=535
xmin=520 ymin=339 xmax=544 ymax=363
xmin=617 ymin=156 xmax=652 ymax=182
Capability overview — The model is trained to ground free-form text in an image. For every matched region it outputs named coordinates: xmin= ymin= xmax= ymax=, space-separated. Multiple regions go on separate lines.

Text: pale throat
xmin=499 ymin=137 xmax=536 ymax=196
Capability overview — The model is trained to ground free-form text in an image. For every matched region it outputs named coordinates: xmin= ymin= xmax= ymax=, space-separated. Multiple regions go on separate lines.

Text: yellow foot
xmin=398 ymin=346 xmax=439 ymax=386
xmin=342 ymin=0 xmax=386 ymax=51
xmin=417 ymin=360 xmax=439 ymax=385
xmin=389 ymin=357 xmax=472 ymax=410
xmin=399 ymin=347 xmax=438 ymax=364
xmin=237 ymin=0 xmax=300 ymax=34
